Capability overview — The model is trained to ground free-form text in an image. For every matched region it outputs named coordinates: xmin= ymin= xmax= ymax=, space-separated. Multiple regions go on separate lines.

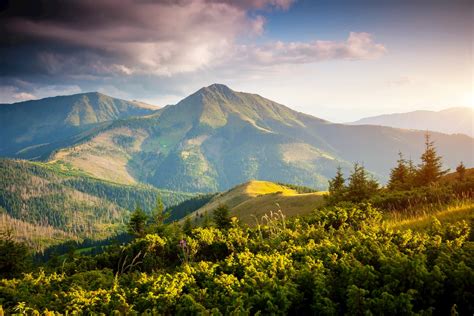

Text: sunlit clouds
xmin=0 ymin=0 xmax=471 ymax=122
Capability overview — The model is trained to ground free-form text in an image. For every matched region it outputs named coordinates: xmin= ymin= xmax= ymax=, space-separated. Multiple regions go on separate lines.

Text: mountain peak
xmin=205 ymin=83 xmax=232 ymax=91
xmin=201 ymin=83 xmax=234 ymax=97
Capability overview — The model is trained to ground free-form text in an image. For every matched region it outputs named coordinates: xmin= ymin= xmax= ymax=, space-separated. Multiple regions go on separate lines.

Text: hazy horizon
xmin=1 ymin=83 xmax=473 ymax=124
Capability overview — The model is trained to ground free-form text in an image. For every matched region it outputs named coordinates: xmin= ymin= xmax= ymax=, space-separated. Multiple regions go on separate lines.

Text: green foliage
xmin=0 ymin=203 xmax=472 ymax=314
xmin=166 ymin=193 xmax=217 ymax=222
xmin=0 ymin=92 xmax=155 ymax=159
xmin=328 ymin=166 xmax=346 ymax=203
xmin=0 ymin=159 xmax=194 ymax=249
xmin=213 ymin=205 xmax=232 ymax=230
xmin=388 ymin=152 xmax=413 ymax=190
xmin=416 ymin=133 xmax=449 ymax=186
xmin=327 ymin=163 xmax=379 ymax=205
xmin=127 ymin=206 xmax=148 ymax=238
xmin=148 ymin=195 xmax=170 ymax=234
xmin=276 ymin=182 xmax=318 ymax=193
xmin=347 ymin=163 xmax=379 ymax=202
xmin=0 ymin=230 xmax=31 ymax=278
xmin=182 ymin=217 xmax=193 ymax=235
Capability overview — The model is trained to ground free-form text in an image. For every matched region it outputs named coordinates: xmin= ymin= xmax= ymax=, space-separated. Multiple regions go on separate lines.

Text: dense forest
xmin=0 ymin=159 xmax=195 ymax=250
xmin=0 ymin=134 xmax=472 ymax=314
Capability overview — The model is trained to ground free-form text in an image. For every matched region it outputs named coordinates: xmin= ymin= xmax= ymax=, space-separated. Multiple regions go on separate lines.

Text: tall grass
xmin=385 ymin=197 xmax=474 ymax=231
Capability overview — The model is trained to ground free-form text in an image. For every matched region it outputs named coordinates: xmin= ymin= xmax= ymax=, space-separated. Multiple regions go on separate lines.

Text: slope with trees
xmin=0 ymin=159 xmax=194 ymax=250
xmin=0 ymin=92 xmax=158 ymax=159
xmin=45 ymin=84 xmax=473 ymax=192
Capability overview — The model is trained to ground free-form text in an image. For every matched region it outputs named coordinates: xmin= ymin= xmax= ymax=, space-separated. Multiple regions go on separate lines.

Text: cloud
xmin=0 ymin=0 xmax=387 ymax=104
xmin=1 ymin=0 xmax=291 ymax=78
xmin=0 ymin=84 xmax=82 ymax=103
xmin=12 ymin=92 xmax=36 ymax=101
xmin=237 ymin=32 xmax=386 ymax=66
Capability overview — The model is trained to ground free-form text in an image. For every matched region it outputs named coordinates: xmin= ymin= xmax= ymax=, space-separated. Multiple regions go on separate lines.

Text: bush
xmin=0 ymin=204 xmax=472 ymax=314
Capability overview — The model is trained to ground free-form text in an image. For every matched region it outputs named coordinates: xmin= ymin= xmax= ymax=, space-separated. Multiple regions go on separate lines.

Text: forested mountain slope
xmin=49 ymin=84 xmax=474 ymax=192
xmin=0 ymin=159 xmax=193 ymax=250
xmin=0 ymin=92 xmax=158 ymax=159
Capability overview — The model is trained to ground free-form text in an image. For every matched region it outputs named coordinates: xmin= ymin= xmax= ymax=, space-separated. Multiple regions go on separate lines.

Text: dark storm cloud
xmin=0 ymin=0 xmax=389 ymax=103
xmin=0 ymin=0 xmax=291 ymax=79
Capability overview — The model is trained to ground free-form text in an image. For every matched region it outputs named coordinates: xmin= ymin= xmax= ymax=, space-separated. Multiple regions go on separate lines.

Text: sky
xmin=0 ymin=0 xmax=472 ymax=122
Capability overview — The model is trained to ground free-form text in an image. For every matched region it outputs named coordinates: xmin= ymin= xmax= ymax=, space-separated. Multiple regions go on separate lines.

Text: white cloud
xmin=235 ymin=32 xmax=387 ymax=66
xmin=0 ymin=84 xmax=82 ymax=103
xmin=13 ymin=92 xmax=37 ymax=101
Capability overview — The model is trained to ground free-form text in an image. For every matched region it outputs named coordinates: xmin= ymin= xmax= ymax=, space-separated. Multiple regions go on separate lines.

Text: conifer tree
xmin=150 ymin=194 xmax=169 ymax=226
xmin=456 ymin=161 xmax=466 ymax=181
xmin=329 ymin=166 xmax=345 ymax=193
xmin=347 ymin=163 xmax=378 ymax=202
xmin=127 ymin=205 xmax=148 ymax=238
xmin=416 ymin=133 xmax=449 ymax=186
xmin=406 ymin=157 xmax=417 ymax=187
xmin=213 ymin=205 xmax=232 ymax=230
xmin=388 ymin=152 xmax=409 ymax=190
xmin=328 ymin=166 xmax=346 ymax=204
xmin=0 ymin=229 xmax=31 ymax=278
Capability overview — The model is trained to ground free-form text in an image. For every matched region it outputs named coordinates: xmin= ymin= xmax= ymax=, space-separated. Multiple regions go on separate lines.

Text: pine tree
xmin=127 ymin=205 xmax=148 ymax=238
xmin=406 ymin=157 xmax=417 ymax=187
xmin=416 ymin=133 xmax=449 ymax=186
xmin=150 ymin=194 xmax=169 ymax=226
xmin=0 ymin=229 xmax=31 ymax=278
xmin=456 ymin=161 xmax=466 ymax=181
xmin=329 ymin=166 xmax=345 ymax=193
xmin=213 ymin=205 xmax=232 ymax=230
xmin=388 ymin=152 xmax=409 ymax=190
xmin=328 ymin=166 xmax=346 ymax=204
xmin=347 ymin=163 xmax=378 ymax=202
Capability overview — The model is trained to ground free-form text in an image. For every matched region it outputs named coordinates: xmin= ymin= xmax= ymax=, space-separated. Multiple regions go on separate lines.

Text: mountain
xmin=0 ymin=159 xmax=194 ymax=250
xmin=0 ymin=92 xmax=158 ymax=159
xmin=180 ymin=180 xmax=326 ymax=225
xmin=350 ymin=107 xmax=474 ymax=137
xmin=46 ymin=84 xmax=473 ymax=192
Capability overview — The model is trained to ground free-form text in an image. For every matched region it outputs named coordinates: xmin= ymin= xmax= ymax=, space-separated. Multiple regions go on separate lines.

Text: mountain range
xmin=351 ymin=107 xmax=473 ymax=137
xmin=0 ymin=92 xmax=158 ymax=159
xmin=1 ymin=84 xmax=473 ymax=192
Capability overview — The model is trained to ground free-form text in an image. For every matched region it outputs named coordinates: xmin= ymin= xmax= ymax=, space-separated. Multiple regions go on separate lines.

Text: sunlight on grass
xmin=385 ymin=199 xmax=474 ymax=231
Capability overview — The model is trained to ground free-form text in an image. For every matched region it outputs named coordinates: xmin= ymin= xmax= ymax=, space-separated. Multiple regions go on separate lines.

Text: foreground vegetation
xmin=0 ymin=201 xmax=472 ymax=314
xmin=0 ymin=133 xmax=472 ymax=314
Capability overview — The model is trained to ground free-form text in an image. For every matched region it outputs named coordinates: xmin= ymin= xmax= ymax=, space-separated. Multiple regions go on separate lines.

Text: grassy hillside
xmin=182 ymin=180 xmax=326 ymax=225
xmin=48 ymin=84 xmax=474 ymax=193
xmin=0 ymin=92 xmax=157 ymax=159
xmin=0 ymin=159 xmax=194 ymax=250
xmin=386 ymin=200 xmax=474 ymax=231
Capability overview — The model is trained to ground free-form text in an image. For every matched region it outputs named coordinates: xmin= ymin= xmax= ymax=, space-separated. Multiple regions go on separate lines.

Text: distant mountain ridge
xmin=350 ymin=107 xmax=473 ymax=137
xmin=45 ymin=84 xmax=473 ymax=192
xmin=0 ymin=92 xmax=158 ymax=159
